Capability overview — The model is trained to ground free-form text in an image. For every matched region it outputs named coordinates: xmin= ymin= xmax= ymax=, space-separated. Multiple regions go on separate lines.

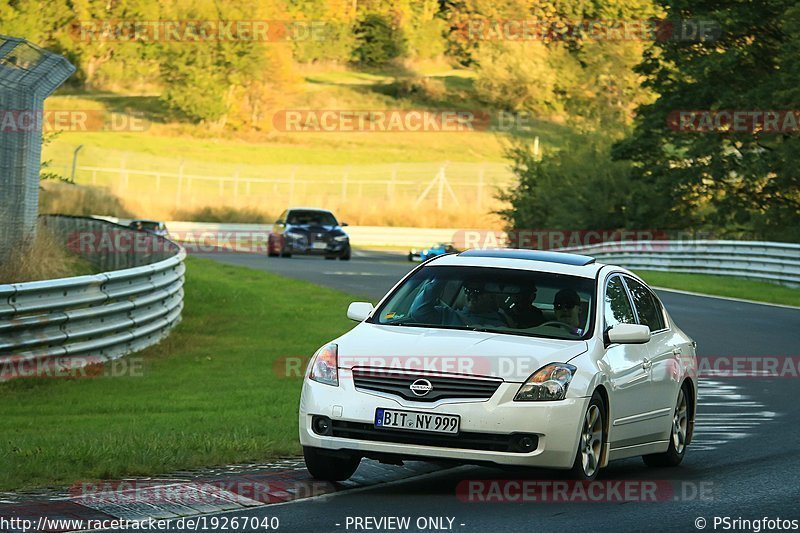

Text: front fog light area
xmin=514 ymin=363 xmax=577 ymax=401
xmin=312 ymin=415 xmax=333 ymax=436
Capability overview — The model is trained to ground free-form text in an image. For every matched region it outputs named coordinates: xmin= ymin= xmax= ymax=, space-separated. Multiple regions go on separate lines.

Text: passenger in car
xmin=409 ymin=279 xmax=507 ymax=328
xmin=500 ymin=285 xmax=545 ymax=328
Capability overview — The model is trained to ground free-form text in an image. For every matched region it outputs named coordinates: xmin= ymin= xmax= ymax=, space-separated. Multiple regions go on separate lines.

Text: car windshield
xmin=287 ymin=210 xmax=338 ymax=226
xmin=372 ymin=266 xmax=595 ymax=340
xmin=139 ymin=221 xmax=162 ymax=231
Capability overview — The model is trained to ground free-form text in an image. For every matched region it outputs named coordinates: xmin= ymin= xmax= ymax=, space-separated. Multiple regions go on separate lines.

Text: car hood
xmin=287 ymin=224 xmax=342 ymax=233
xmin=335 ymin=323 xmax=589 ymax=382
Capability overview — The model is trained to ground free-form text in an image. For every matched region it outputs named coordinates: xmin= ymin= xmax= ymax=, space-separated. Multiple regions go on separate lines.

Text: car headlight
xmin=333 ymin=235 xmax=349 ymax=242
xmin=514 ymin=363 xmax=577 ymax=401
xmin=308 ymin=343 xmax=338 ymax=386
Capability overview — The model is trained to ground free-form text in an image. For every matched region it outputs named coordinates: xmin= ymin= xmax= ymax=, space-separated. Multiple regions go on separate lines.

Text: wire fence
xmin=72 ymin=160 xmax=516 ymax=214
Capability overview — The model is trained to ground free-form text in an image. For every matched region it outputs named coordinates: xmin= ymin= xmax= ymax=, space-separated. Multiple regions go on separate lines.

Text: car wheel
xmin=339 ymin=246 xmax=351 ymax=261
xmin=303 ymin=446 xmax=360 ymax=481
xmin=570 ymin=392 xmax=606 ymax=480
xmin=643 ymin=383 xmax=690 ymax=467
xmin=280 ymin=245 xmax=292 ymax=258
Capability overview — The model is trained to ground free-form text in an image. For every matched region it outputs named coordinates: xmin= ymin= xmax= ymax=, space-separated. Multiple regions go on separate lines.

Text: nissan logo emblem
xmin=409 ymin=378 xmax=433 ymax=396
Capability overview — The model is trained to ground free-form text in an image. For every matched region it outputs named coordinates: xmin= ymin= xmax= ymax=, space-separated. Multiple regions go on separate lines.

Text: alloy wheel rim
xmin=581 ymin=404 xmax=603 ymax=477
xmin=672 ymin=389 xmax=689 ymax=454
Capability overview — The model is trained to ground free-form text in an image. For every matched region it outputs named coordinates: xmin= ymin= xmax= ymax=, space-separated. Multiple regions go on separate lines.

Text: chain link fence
xmin=0 ymin=35 xmax=74 ymax=263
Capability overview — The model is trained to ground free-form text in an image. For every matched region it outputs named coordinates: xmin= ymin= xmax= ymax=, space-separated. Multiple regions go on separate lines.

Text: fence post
xmin=388 ymin=164 xmax=397 ymax=203
xmin=119 ymin=154 xmax=128 ymax=192
xmin=233 ymin=168 xmax=240 ymax=206
xmin=176 ymin=159 xmax=185 ymax=209
xmin=477 ymin=164 xmax=485 ymax=211
xmin=437 ymin=165 xmax=445 ymax=210
xmin=289 ymin=166 xmax=297 ymax=205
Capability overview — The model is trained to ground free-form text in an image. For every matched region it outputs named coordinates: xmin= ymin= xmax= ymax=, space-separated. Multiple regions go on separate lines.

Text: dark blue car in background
xmin=268 ymin=208 xmax=350 ymax=260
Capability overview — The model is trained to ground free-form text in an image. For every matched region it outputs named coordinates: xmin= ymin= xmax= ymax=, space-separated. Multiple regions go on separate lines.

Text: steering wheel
xmin=436 ymin=298 xmax=454 ymax=311
xmin=539 ymin=320 xmax=575 ymax=333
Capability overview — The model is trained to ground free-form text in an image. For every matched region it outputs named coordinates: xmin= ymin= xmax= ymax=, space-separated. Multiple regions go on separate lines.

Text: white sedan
xmin=299 ymin=249 xmax=698 ymax=481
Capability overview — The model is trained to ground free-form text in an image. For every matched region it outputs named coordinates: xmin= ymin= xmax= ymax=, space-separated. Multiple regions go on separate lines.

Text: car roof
xmin=286 ymin=207 xmax=334 ymax=213
xmin=426 ymin=248 xmax=604 ymax=278
xmin=130 ymin=219 xmax=163 ymax=224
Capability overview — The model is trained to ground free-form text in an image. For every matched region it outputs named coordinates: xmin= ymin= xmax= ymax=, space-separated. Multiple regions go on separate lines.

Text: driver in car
xmin=409 ymin=279 xmax=508 ymax=328
xmin=553 ymin=288 xmax=582 ymax=331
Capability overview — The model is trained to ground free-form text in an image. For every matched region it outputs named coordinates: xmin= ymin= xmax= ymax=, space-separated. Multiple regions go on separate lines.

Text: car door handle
xmin=642 ymin=358 xmax=653 ymax=370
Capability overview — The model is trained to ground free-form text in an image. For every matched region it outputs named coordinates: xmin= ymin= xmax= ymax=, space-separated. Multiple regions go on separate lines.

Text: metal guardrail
xmin=559 ymin=240 xmax=800 ymax=285
xmin=0 ymin=216 xmax=185 ymax=380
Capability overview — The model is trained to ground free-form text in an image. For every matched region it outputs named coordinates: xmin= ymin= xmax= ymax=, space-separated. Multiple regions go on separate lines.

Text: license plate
xmin=312 ymin=242 xmax=327 ymax=250
xmin=374 ymin=408 xmax=459 ymax=434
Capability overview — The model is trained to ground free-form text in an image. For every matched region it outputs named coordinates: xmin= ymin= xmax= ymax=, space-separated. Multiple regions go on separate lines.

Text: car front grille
xmin=330 ymin=420 xmax=537 ymax=453
xmin=351 ymin=368 xmax=503 ymax=402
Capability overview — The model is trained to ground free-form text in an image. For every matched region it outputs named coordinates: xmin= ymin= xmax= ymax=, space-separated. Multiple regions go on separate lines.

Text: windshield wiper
xmin=384 ymin=321 xmax=472 ymax=331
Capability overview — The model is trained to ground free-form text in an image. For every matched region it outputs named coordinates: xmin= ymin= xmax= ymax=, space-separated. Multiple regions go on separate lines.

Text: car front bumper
xmin=286 ymin=240 xmax=349 ymax=255
xmin=298 ymin=370 xmax=588 ymax=469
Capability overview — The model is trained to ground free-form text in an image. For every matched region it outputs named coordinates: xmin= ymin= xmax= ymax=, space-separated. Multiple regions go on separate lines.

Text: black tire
xmin=339 ymin=246 xmax=351 ymax=261
xmin=280 ymin=246 xmax=291 ymax=258
xmin=268 ymin=250 xmax=279 ymax=257
xmin=643 ymin=383 xmax=691 ymax=467
xmin=303 ymin=446 xmax=360 ymax=481
xmin=569 ymin=391 xmax=606 ymax=481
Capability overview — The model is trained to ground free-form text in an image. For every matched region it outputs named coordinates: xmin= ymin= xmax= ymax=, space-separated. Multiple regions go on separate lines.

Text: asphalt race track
xmin=179 ymin=249 xmax=800 ymax=533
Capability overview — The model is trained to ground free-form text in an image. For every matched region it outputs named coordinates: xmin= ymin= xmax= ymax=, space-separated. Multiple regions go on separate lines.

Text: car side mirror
xmin=606 ymin=323 xmax=651 ymax=345
xmin=341 ymin=222 xmax=349 ymax=227
xmin=347 ymin=302 xmax=374 ymax=322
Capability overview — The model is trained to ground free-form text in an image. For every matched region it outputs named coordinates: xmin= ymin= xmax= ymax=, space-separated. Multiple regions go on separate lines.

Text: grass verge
xmin=0 ymin=225 xmax=95 ymax=284
xmin=0 ymin=257 xmax=358 ymax=491
xmin=635 ymin=270 xmax=800 ymax=307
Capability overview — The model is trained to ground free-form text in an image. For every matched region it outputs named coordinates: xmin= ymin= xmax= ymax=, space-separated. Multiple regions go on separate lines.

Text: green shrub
xmin=352 ymin=14 xmax=407 ymax=66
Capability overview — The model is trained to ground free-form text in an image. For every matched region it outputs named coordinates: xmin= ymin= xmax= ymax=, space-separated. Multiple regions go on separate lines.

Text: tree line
xmin=2 ymin=0 xmax=796 ymax=240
